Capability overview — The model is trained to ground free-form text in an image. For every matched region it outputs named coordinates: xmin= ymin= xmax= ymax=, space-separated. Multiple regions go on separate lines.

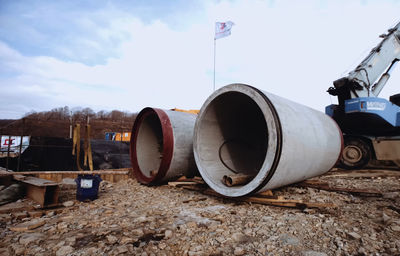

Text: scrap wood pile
xmin=168 ymin=168 xmax=400 ymax=210
xmin=169 ymin=177 xmax=336 ymax=209
xmin=169 ymin=177 xmax=337 ymax=209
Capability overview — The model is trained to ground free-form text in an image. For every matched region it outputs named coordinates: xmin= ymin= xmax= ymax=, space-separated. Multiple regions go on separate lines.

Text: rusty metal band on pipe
xmin=193 ymin=84 xmax=343 ymax=197
xmin=130 ymin=107 xmax=198 ymax=185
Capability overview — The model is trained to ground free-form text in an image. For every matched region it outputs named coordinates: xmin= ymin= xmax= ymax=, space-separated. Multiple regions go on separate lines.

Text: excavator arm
xmin=328 ymin=22 xmax=400 ymax=104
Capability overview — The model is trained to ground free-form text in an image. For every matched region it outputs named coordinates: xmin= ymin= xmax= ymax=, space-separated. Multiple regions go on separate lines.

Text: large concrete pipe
xmin=130 ymin=108 xmax=198 ymax=185
xmin=193 ymin=84 xmax=343 ymax=197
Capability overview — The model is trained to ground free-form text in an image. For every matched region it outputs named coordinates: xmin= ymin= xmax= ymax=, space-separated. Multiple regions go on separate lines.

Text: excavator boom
xmin=329 ymin=22 xmax=400 ymax=102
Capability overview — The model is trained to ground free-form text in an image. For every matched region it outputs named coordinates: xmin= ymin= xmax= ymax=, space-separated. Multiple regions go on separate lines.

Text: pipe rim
xmin=194 ymin=83 xmax=282 ymax=197
xmin=330 ymin=117 xmax=344 ymax=166
xmin=130 ymin=107 xmax=174 ymax=184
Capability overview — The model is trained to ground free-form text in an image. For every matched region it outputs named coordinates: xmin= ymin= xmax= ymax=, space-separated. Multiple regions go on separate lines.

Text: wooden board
xmin=295 ymin=180 xmax=384 ymax=197
xmin=172 ymin=177 xmax=336 ymax=209
xmin=325 ymin=169 xmax=400 ymax=179
xmin=168 ymin=181 xmax=200 ymax=187
xmin=16 ymin=168 xmax=131 ymax=175
xmin=12 ymin=175 xmax=59 ymax=207
xmin=13 ymin=175 xmax=58 ymax=187
xmin=12 ymin=168 xmax=131 ymax=183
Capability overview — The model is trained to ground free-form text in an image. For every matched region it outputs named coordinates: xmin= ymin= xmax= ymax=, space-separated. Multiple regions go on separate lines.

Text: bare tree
xmin=96 ymin=110 xmax=108 ymax=120
xmin=110 ymin=110 xmax=124 ymax=121
xmin=23 ymin=107 xmax=136 ymax=122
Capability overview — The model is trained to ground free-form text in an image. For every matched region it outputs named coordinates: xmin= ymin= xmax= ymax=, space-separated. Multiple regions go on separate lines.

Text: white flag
xmin=215 ymin=21 xmax=235 ymax=39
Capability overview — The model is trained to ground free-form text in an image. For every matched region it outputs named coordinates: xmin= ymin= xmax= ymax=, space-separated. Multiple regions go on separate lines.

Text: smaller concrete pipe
xmin=130 ymin=108 xmax=198 ymax=184
xmin=194 ymin=84 xmax=343 ymax=197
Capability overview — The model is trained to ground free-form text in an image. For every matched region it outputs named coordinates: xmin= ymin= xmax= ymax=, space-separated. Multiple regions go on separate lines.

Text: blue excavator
xmin=326 ymin=21 xmax=400 ymax=169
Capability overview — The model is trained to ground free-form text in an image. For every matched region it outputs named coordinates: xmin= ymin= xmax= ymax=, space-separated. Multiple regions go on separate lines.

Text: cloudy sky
xmin=1 ymin=0 xmax=399 ymax=119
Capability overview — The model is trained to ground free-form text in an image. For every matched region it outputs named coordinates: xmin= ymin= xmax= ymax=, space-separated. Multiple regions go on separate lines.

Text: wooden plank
xmin=257 ymin=190 xmax=274 ymax=197
xmin=26 ymin=186 xmax=46 ymax=206
xmin=241 ymin=196 xmax=336 ymax=209
xmin=13 ymin=175 xmax=58 ymax=187
xmin=16 ymin=170 xmax=130 ymax=175
xmin=168 ymin=181 xmax=200 ymax=187
xmin=182 ymin=197 xmax=207 ymax=203
xmin=176 ymin=176 xmax=205 ymax=184
xmin=180 ymin=185 xmax=335 ymax=209
xmin=324 ymin=169 xmax=400 ymax=179
xmin=176 ymin=176 xmax=188 ymax=181
xmin=296 ymin=180 xmax=384 ymax=197
xmin=113 ymin=174 xmax=124 ymax=183
xmin=12 ymin=175 xmax=59 ymax=207
xmin=13 ymin=170 xmax=130 ymax=183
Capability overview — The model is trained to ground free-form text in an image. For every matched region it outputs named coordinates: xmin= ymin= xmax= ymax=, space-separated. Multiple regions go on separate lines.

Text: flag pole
xmin=213 ymin=38 xmax=216 ymax=92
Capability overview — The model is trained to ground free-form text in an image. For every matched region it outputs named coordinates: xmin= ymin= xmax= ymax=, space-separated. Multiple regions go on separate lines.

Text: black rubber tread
xmin=340 ymin=137 xmax=371 ymax=169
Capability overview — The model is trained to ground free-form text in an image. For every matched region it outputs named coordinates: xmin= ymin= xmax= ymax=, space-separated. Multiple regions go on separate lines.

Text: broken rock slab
xmin=56 ymin=245 xmax=74 ymax=256
xmin=10 ymin=218 xmax=46 ymax=232
xmin=302 ymin=251 xmax=328 ymax=256
xmin=19 ymin=232 xmax=45 ymax=246
xmin=12 ymin=211 xmax=28 ymax=220
xmin=62 ymin=201 xmax=74 ymax=207
xmin=347 ymin=232 xmax=362 ymax=240
xmin=0 ymin=184 xmax=25 ymax=206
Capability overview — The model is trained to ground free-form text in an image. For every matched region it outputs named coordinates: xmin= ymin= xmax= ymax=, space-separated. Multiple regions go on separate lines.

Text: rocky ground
xmin=0 ymin=169 xmax=400 ymax=256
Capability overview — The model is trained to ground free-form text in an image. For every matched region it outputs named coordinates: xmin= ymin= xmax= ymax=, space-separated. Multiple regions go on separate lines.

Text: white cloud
xmin=1 ymin=0 xmax=400 ymax=119
xmin=205 ymin=0 xmax=400 ymax=108
xmin=0 ymin=16 xmax=214 ymax=117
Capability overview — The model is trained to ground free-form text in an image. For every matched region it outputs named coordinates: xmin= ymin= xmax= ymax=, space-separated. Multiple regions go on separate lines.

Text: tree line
xmin=24 ymin=106 xmax=137 ymax=123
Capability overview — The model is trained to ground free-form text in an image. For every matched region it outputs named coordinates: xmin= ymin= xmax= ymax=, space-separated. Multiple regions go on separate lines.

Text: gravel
xmin=0 ymin=169 xmax=399 ymax=255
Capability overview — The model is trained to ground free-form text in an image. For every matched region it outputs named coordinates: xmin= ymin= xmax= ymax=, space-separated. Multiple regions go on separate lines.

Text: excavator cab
xmin=389 ymin=93 xmax=400 ymax=107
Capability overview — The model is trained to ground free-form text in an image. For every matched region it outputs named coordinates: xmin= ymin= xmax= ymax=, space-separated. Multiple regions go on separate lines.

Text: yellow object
xmin=171 ymin=108 xmax=200 ymax=114
xmin=72 ymin=123 xmax=93 ymax=171
xmin=115 ymin=132 xmax=131 ymax=142
xmin=72 ymin=124 xmax=83 ymax=171
xmin=84 ymin=124 xmax=93 ymax=171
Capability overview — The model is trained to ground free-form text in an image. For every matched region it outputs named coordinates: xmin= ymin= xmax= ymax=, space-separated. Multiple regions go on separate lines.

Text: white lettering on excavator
xmin=367 ymin=101 xmax=386 ymax=111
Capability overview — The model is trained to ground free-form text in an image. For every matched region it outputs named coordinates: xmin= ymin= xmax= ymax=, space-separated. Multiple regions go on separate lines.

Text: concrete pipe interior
xmin=196 ymin=91 xmax=269 ymax=188
xmin=136 ymin=112 xmax=163 ymax=178
xmin=131 ymin=108 xmax=173 ymax=184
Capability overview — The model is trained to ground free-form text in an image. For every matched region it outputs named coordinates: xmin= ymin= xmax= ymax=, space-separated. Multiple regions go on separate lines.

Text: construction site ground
xmin=1 ymin=168 xmax=400 ymax=256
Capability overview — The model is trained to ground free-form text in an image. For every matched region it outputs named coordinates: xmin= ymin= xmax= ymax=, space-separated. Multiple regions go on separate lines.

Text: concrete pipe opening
xmin=194 ymin=84 xmax=342 ymax=197
xmin=196 ymin=92 xmax=269 ymax=182
xmin=130 ymin=107 xmax=197 ymax=185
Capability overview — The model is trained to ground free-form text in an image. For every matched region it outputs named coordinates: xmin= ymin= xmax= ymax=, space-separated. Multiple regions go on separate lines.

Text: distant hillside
xmin=0 ymin=107 xmax=137 ymax=139
xmin=0 ymin=119 xmax=135 ymax=139
xmin=0 ymin=120 xmax=16 ymax=128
